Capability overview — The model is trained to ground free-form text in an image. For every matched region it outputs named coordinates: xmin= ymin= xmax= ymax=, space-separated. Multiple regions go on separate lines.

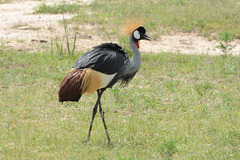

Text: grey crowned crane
xmin=58 ymin=23 xmax=151 ymax=144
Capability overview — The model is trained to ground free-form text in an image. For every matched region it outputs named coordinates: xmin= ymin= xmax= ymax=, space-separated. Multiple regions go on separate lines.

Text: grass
xmin=0 ymin=48 xmax=239 ymax=159
xmin=0 ymin=0 xmax=12 ymax=4
xmin=217 ymin=31 xmax=237 ymax=57
xmin=34 ymin=3 xmax=81 ymax=14
xmin=34 ymin=0 xmax=240 ymax=40
xmin=1 ymin=0 xmax=240 ymax=159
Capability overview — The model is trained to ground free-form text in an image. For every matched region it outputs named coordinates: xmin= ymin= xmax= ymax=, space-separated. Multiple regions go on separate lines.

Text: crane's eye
xmin=133 ymin=30 xmax=140 ymax=40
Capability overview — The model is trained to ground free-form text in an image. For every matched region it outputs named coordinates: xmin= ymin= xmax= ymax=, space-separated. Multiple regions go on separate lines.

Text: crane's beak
xmin=143 ymin=34 xmax=152 ymax=41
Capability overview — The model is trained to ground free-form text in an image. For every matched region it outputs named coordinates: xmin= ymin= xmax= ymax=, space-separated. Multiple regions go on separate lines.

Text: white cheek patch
xmin=133 ymin=30 xmax=140 ymax=40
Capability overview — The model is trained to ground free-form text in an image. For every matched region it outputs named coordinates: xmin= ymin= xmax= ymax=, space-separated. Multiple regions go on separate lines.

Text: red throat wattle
xmin=135 ymin=42 xmax=140 ymax=49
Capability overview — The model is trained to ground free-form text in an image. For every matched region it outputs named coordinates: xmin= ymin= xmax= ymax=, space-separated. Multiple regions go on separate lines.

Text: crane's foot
xmin=107 ymin=139 xmax=111 ymax=146
xmin=82 ymin=138 xmax=90 ymax=144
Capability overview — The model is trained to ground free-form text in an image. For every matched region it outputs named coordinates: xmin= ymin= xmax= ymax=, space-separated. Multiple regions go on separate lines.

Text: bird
xmin=58 ymin=21 xmax=151 ymax=144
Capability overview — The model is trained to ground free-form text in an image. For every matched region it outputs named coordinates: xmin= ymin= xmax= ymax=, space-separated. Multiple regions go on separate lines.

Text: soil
xmin=0 ymin=0 xmax=239 ymax=55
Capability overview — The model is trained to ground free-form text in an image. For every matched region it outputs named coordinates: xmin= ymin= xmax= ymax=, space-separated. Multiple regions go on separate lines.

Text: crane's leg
xmin=83 ymin=89 xmax=107 ymax=143
xmin=98 ymin=89 xmax=111 ymax=144
xmin=83 ymin=93 xmax=99 ymax=143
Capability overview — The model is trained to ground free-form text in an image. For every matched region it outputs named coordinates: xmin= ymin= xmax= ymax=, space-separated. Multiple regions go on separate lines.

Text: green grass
xmin=34 ymin=0 xmax=240 ymax=40
xmin=1 ymin=0 xmax=240 ymax=159
xmin=34 ymin=3 xmax=81 ymax=14
xmin=0 ymin=48 xmax=240 ymax=159
xmin=0 ymin=0 xmax=12 ymax=4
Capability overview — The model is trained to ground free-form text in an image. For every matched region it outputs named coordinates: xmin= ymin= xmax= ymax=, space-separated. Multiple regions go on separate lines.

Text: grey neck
xmin=129 ymin=35 xmax=141 ymax=71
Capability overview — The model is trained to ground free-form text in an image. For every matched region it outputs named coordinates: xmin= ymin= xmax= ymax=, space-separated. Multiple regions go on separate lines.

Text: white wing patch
xmin=99 ymin=73 xmax=116 ymax=89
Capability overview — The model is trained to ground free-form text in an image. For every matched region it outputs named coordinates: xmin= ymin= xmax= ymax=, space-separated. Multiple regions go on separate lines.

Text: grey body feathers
xmin=73 ymin=35 xmax=141 ymax=88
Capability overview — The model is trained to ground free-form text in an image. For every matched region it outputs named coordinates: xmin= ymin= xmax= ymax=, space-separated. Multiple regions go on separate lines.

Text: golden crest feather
xmin=120 ymin=18 xmax=145 ymax=37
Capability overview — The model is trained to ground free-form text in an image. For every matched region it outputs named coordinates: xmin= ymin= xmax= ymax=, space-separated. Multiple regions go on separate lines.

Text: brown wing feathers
xmin=58 ymin=69 xmax=86 ymax=102
xmin=58 ymin=68 xmax=102 ymax=102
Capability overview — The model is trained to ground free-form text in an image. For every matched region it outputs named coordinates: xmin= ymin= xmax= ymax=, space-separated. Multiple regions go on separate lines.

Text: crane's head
xmin=132 ymin=26 xmax=151 ymax=42
xmin=120 ymin=18 xmax=151 ymax=48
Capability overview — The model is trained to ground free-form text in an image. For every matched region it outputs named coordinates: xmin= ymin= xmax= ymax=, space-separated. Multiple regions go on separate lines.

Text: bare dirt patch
xmin=141 ymin=33 xmax=240 ymax=55
xmin=0 ymin=1 xmax=239 ymax=55
xmin=0 ymin=0 xmax=103 ymax=52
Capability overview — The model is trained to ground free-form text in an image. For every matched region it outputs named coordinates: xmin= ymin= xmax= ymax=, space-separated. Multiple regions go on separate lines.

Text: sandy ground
xmin=0 ymin=0 xmax=239 ymax=55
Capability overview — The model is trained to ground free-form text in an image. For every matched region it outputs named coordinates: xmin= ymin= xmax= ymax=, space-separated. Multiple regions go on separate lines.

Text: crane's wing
xmin=73 ymin=43 xmax=129 ymax=74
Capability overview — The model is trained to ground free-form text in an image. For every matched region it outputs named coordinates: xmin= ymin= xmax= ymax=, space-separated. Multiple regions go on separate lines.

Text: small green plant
xmin=53 ymin=36 xmax=64 ymax=56
xmin=0 ymin=41 xmax=9 ymax=51
xmin=216 ymin=31 xmax=236 ymax=57
xmin=196 ymin=19 xmax=208 ymax=32
xmin=50 ymin=16 xmax=77 ymax=57
xmin=158 ymin=140 xmax=178 ymax=159
xmin=194 ymin=81 xmax=213 ymax=97
xmin=63 ymin=17 xmax=77 ymax=56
